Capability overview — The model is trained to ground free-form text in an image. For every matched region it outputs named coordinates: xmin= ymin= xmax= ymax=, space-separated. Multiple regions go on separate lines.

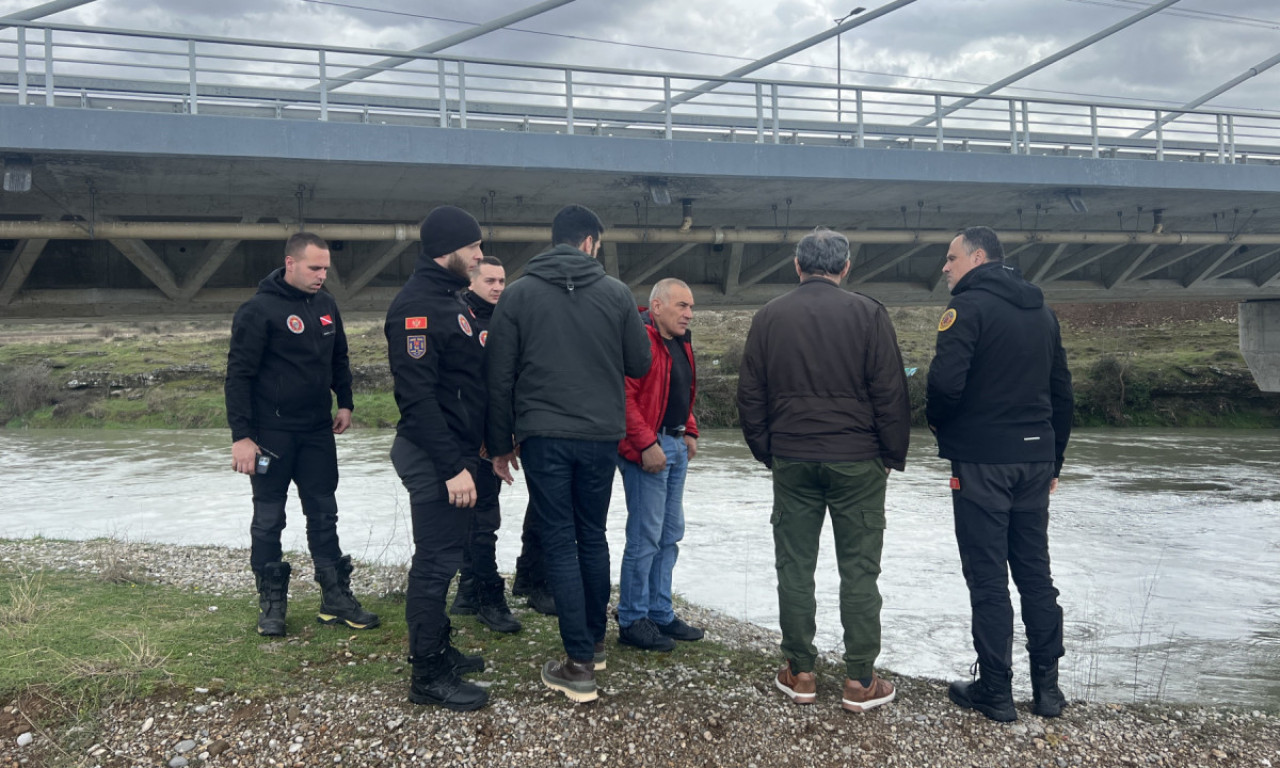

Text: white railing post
xmin=438 ymin=62 xmax=448 ymax=127
xmin=755 ymin=83 xmax=764 ymax=143
xmin=855 ymin=89 xmax=864 ymax=148
xmin=565 ymin=70 xmax=574 ymax=135
xmin=1216 ymin=113 xmax=1225 ymax=164
xmin=457 ymin=62 xmax=467 ymax=129
xmin=188 ymin=40 xmax=198 ymax=115
xmin=1020 ymin=100 xmax=1030 ymax=155
xmin=934 ymin=94 xmax=944 ymax=151
xmin=1155 ymin=110 xmax=1163 ymax=161
xmin=318 ymin=49 xmax=328 ymax=121
xmin=771 ymin=83 xmax=779 ymax=144
xmin=17 ymin=27 xmax=27 ymax=106
xmin=1090 ymin=105 xmax=1099 ymax=158
xmin=1008 ymin=101 xmax=1017 ymax=154
xmin=663 ymin=77 xmax=673 ymax=139
xmin=1227 ymin=114 xmax=1236 ymax=163
xmin=44 ymin=28 xmax=54 ymax=107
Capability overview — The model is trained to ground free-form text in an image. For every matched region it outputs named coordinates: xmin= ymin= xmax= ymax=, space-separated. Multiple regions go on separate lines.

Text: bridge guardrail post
xmin=458 ymin=61 xmax=467 ymax=129
xmin=771 ymin=83 xmax=779 ymax=144
xmin=664 ymin=77 xmax=672 ymax=140
xmin=1090 ymin=105 xmax=1099 ymax=158
xmin=188 ymin=40 xmax=198 ymax=115
xmin=1155 ymin=110 xmax=1163 ymax=161
xmin=755 ymin=83 xmax=763 ymax=143
xmin=565 ymin=69 xmax=574 ymax=135
xmin=1217 ymin=114 xmax=1225 ymax=163
xmin=44 ymin=27 xmax=53 ymax=107
xmin=935 ymin=94 xmax=944 ymax=151
xmin=437 ymin=62 xmax=447 ymax=128
xmin=17 ymin=27 xmax=26 ymax=105
xmin=1021 ymin=100 xmax=1030 ymax=155
xmin=1008 ymin=101 xmax=1017 ymax=154
xmin=1228 ymin=114 xmax=1236 ymax=163
xmin=855 ymin=89 xmax=864 ymax=148
xmin=318 ymin=49 xmax=327 ymax=121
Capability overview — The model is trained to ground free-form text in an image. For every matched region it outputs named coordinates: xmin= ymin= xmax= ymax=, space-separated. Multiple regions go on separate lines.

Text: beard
xmin=445 ymin=250 xmax=473 ymax=280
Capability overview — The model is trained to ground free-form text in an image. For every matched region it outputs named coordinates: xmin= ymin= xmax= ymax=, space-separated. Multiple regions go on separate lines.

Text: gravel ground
xmin=3 ymin=540 xmax=1278 ymax=768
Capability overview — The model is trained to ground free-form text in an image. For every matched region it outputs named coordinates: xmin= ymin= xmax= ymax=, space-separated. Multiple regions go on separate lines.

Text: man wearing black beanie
xmin=385 ymin=205 xmax=491 ymax=711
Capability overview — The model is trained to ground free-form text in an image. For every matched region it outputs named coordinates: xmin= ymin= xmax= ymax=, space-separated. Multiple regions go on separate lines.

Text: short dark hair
xmin=795 ymin=227 xmax=850 ymax=276
xmin=479 ymin=255 xmax=503 ymax=268
xmin=551 ymin=205 xmax=604 ymax=249
xmin=960 ymin=226 xmax=1004 ymax=263
xmin=285 ymin=232 xmax=328 ymax=259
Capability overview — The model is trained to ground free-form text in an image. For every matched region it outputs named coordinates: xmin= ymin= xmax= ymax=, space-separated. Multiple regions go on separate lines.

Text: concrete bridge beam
xmin=1239 ymin=300 xmax=1280 ymax=392
xmin=1183 ymin=244 xmax=1243 ymax=288
xmin=346 ymin=240 xmax=413 ymax=297
xmin=1103 ymin=244 xmax=1159 ymax=288
xmin=623 ymin=243 xmax=696 ymax=288
xmin=108 ymin=239 xmax=181 ymax=301
xmin=1043 ymin=243 xmax=1126 ymax=283
xmin=0 ymin=237 xmax=50 ymax=306
xmin=1127 ymin=244 xmax=1214 ymax=282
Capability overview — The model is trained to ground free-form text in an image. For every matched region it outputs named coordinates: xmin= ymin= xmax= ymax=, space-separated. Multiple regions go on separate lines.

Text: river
xmin=3 ymin=427 xmax=1278 ymax=708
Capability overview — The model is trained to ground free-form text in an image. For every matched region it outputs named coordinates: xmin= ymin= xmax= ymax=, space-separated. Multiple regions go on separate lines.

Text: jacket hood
xmin=257 ymin=267 xmax=312 ymax=300
xmin=523 ymin=244 xmax=608 ymax=291
xmin=463 ymin=289 xmax=495 ymax=319
xmin=953 ymin=261 xmax=1044 ymax=310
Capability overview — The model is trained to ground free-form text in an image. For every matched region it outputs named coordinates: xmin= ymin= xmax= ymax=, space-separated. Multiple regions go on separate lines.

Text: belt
xmin=658 ymin=425 xmax=686 ymax=437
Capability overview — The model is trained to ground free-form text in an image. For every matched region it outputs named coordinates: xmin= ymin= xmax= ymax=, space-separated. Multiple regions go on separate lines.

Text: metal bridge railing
xmin=1 ymin=20 xmax=1278 ymax=164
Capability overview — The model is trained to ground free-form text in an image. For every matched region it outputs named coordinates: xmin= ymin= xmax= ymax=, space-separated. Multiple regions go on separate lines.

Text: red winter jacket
xmin=618 ymin=310 xmax=698 ymax=464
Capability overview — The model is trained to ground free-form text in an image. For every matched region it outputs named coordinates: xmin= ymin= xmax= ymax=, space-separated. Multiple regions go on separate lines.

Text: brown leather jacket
xmin=736 ymin=278 xmax=911 ymax=470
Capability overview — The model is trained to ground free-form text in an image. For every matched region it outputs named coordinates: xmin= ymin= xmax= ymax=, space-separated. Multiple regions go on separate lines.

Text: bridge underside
xmin=2 ymin=106 xmax=1280 ymax=318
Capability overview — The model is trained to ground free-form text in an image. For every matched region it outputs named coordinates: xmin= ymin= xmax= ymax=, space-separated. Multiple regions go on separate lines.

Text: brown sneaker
xmin=775 ymin=662 xmax=816 ymax=704
xmin=842 ymin=674 xmax=895 ymax=712
xmin=541 ymin=658 xmax=598 ymax=703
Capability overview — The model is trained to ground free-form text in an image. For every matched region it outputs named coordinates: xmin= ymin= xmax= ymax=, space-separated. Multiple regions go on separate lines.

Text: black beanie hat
xmin=420 ymin=206 xmax=482 ymax=260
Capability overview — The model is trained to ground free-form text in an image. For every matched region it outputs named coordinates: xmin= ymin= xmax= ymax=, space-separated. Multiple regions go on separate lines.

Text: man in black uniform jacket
xmin=448 ymin=256 xmax=522 ymax=634
xmin=385 ymin=206 xmax=490 ymax=711
xmin=225 ymin=232 xmax=379 ymax=637
xmin=927 ymin=226 xmax=1074 ymax=722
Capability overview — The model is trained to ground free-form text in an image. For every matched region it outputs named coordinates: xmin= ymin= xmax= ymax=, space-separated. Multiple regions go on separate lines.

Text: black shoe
xmin=618 ymin=618 xmax=677 ymax=652
xmin=443 ymin=644 xmax=485 ymax=676
xmin=526 ymin=587 xmax=557 ymax=616
xmin=511 ymin=570 xmax=534 ymax=598
xmin=477 ymin=599 xmax=522 ymax=634
xmin=948 ymin=666 xmax=1016 ymax=722
xmin=449 ymin=577 xmax=478 ymax=616
xmin=254 ymin=561 xmax=291 ymax=637
xmin=1031 ymin=660 xmax=1067 ymax=718
xmin=655 ymin=615 xmax=704 ymax=642
xmin=541 ymin=657 xmax=598 ymax=703
xmin=409 ymin=652 xmax=488 ymax=711
xmin=314 ymin=555 xmax=381 ymax=630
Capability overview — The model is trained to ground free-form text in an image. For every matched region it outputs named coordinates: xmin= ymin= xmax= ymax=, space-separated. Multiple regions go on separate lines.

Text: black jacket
xmin=737 ymin=278 xmax=911 ymax=471
xmin=225 ymin=268 xmax=353 ymax=441
xmin=385 ymin=256 xmax=487 ymax=479
xmin=484 ymin=244 xmax=651 ymax=454
xmin=926 ymin=261 xmax=1074 ymax=474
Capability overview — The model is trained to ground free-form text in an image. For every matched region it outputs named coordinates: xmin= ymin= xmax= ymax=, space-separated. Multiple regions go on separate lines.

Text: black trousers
xmin=514 ymin=499 xmax=547 ymax=588
xmin=391 ymin=436 xmax=474 ymax=658
xmin=951 ymin=460 xmax=1065 ymax=675
xmin=248 ymin=427 xmax=343 ymax=572
xmin=459 ymin=462 xmax=503 ymax=591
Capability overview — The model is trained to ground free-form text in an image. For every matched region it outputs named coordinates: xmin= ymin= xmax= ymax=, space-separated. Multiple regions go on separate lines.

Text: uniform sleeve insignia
xmin=479 ymin=330 xmax=488 ymax=347
xmin=405 ymin=316 xmax=428 ymax=330
xmin=319 ymin=314 xmax=334 ymax=326
xmin=407 ymin=335 xmax=427 ymax=359
xmin=457 ymin=313 xmax=473 ymax=337
xmin=287 ymin=314 xmax=305 ymax=334
xmin=938 ymin=308 xmax=958 ymax=332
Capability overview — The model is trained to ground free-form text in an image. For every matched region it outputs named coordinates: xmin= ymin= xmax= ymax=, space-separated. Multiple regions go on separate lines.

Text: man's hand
xmin=332 ymin=408 xmax=353 ymax=434
xmin=446 ymin=469 xmax=477 ymax=507
xmin=1049 ymin=477 xmax=1059 ymax=495
xmin=231 ymin=438 xmax=259 ymax=475
xmin=641 ymin=443 xmax=666 ymax=473
xmin=493 ymin=452 xmax=520 ymax=485
xmin=683 ymin=434 xmax=697 ymax=461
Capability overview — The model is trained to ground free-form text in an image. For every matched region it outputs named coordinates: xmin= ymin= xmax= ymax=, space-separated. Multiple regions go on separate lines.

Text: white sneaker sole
xmin=542 ymin=672 xmax=599 ymax=703
xmin=842 ymin=688 xmax=895 ymax=712
xmin=775 ymin=677 xmax=816 ymax=704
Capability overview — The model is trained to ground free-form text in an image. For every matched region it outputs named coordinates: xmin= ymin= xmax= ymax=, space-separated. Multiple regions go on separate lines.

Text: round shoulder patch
xmin=287 ymin=314 xmax=305 ymax=334
xmin=937 ymin=308 xmax=957 ymax=332
xmin=457 ymin=313 xmax=473 ymax=337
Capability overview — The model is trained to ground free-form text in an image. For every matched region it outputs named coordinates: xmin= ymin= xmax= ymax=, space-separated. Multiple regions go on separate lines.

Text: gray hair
xmin=649 ymin=277 xmax=690 ymax=305
xmin=795 ymin=227 xmax=850 ymax=276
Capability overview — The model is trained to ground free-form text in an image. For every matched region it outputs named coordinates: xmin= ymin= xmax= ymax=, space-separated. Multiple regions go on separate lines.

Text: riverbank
xmin=3 ymin=300 xmax=1279 ymax=429
xmin=2 ymin=539 xmax=1277 ymax=768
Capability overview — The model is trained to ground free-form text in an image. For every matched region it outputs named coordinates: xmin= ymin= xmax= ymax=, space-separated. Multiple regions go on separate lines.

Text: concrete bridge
xmin=3 ymin=18 xmax=1280 ymax=385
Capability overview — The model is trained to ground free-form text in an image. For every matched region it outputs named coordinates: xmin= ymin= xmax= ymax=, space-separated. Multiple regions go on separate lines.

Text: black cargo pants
xmin=248 ymin=427 xmax=344 ymax=572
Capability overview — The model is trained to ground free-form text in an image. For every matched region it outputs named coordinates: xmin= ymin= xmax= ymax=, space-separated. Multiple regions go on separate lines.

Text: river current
xmin=3 ymin=427 xmax=1278 ymax=707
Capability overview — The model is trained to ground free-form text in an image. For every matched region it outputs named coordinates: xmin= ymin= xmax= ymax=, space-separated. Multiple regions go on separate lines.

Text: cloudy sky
xmin=4 ymin=0 xmax=1278 ymax=112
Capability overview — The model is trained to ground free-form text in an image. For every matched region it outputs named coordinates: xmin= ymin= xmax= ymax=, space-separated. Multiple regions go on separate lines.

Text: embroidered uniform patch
xmin=405 ymin=317 xmax=428 ymax=330
xmin=287 ymin=314 xmax=305 ymax=334
xmin=407 ymin=335 xmax=427 ymax=359
xmin=937 ymin=308 xmax=957 ymax=332
xmin=319 ymin=314 xmax=333 ymax=326
xmin=479 ymin=330 xmax=488 ymax=347
xmin=457 ymin=313 xmax=473 ymax=337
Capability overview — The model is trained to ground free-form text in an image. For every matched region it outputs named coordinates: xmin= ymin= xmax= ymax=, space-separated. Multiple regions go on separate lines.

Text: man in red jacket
xmin=616 ymin=277 xmax=704 ymax=652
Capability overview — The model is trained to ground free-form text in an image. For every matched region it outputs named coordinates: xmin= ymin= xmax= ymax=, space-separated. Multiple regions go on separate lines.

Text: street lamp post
xmin=833 ymin=7 xmax=865 ymax=126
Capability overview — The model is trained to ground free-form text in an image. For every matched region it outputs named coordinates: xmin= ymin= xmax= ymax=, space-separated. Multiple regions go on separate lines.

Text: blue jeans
xmin=521 ymin=436 xmax=616 ymax=662
xmin=617 ymin=433 xmax=688 ymax=627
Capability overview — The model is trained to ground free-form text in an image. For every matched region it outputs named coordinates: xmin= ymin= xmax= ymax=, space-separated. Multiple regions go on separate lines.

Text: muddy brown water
xmin=3 ymin=427 xmax=1278 ymax=707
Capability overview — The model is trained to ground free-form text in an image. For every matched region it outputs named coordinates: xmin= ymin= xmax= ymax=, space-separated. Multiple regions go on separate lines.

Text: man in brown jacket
xmin=737 ymin=227 xmax=910 ymax=713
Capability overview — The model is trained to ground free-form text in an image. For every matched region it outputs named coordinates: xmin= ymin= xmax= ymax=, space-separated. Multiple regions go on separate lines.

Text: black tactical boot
xmin=443 ymin=644 xmax=485 ymax=676
xmin=476 ymin=581 xmax=522 ymax=634
xmin=409 ymin=652 xmax=489 ymax=711
xmin=1031 ymin=659 xmax=1067 ymax=718
xmin=314 ymin=555 xmax=381 ymax=630
xmin=511 ymin=569 xmax=534 ymax=598
xmin=948 ymin=664 xmax=1016 ymax=722
xmin=254 ymin=561 xmax=291 ymax=636
xmin=526 ymin=586 xmax=557 ymax=616
xmin=449 ymin=577 xmax=479 ymax=616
